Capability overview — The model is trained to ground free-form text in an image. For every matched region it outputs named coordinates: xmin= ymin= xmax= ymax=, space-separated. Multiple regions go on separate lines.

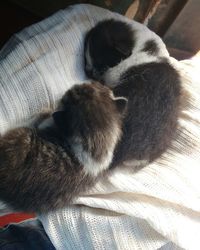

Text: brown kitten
xmin=0 ymin=82 xmax=127 ymax=213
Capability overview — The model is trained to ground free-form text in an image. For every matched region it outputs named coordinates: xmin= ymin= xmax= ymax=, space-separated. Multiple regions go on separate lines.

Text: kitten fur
xmin=0 ymin=82 xmax=127 ymax=213
xmin=84 ymin=19 xmax=181 ymax=168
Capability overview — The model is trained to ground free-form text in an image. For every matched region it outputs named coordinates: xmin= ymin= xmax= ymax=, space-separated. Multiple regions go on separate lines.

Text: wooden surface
xmin=164 ymin=0 xmax=200 ymax=56
xmin=148 ymin=0 xmax=188 ymax=37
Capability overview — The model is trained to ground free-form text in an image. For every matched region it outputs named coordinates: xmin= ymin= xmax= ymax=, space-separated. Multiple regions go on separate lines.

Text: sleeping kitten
xmin=0 ymin=82 xmax=127 ymax=213
xmin=84 ymin=19 xmax=181 ymax=168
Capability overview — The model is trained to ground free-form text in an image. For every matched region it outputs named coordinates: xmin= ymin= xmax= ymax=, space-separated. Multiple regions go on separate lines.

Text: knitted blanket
xmin=0 ymin=4 xmax=199 ymax=250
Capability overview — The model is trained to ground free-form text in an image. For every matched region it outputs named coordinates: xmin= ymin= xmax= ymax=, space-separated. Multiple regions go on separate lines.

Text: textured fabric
xmin=0 ymin=4 xmax=199 ymax=250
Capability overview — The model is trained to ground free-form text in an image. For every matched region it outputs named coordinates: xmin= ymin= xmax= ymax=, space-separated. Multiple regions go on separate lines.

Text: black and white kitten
xmin=84 ymin=19 xmax=181 ymax=168
xmin=0 ymin=82 xmax=127 ymax=213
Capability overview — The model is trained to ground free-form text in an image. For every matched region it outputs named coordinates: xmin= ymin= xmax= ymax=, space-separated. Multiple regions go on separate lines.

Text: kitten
xmin=84 ymin=19 xmax=181 ymax=168
xmin=0 ymin=82 xmax=127 ymax=213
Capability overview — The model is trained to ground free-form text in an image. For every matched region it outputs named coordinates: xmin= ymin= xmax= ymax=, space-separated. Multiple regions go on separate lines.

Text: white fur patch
xmin=103 ymin=53 xmax=162 ymax=87
xmin=72 ymin=124 xmax=121 ymax=177
xmin=122 ymin=159 xmax=148 ymax=169
xmin=110 ymin=92 xmax=128 ymax=102
xmin=72 ymin=143 xmax=114 ymax=177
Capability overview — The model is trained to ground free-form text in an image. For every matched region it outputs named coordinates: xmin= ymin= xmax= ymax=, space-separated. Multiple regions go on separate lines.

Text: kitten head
xmin=53 ymin=82 xmax=127 ymax=176
xmin=84 ymin=19 xmax=134 ymax=82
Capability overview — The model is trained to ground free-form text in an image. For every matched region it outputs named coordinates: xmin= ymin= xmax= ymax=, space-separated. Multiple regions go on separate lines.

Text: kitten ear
xmin=105 ymin=32 xmax=132 ymax=57
xmin=113 ymin=40 xmax=132 ymax=57
xmin=114 ymin=97 xmax=128 ymax=113
xmin=52 ymin=111 xmax=66 ymax=130
xmin=53 ymin=108 xmax=80 ymax=136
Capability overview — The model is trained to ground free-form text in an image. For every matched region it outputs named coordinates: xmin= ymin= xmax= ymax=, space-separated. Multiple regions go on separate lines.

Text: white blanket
xmin=0 ymin=4 xmax=199 ymax=250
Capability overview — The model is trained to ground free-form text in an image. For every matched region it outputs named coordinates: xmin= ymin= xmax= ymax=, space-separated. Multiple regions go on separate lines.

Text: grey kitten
xmin=0 ymin=82 xmax=127 ymax=213
xmin=84 ymin=19 xmax=182 ymax=168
